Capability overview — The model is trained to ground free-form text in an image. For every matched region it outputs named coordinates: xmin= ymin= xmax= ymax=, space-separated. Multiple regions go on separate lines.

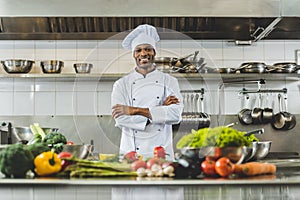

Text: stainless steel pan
xmin=238 ymin=95 xmax=253 ymax=125
xmin=271 ymin=94 xmax=296 ymax=130
xmin=236 ymin=62 xmax=267 ymax=73
xmin=268 ymin=62 xmax=298 ymax=73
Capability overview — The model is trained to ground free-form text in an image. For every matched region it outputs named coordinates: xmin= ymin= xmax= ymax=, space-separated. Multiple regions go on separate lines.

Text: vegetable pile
xmin=0 ymin=123 xmax=69 ymax=178
xmin=176 ymin=126 xmax=259 ymax=149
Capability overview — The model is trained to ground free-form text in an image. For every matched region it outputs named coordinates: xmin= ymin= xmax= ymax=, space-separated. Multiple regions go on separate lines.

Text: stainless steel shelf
xmin=0 ymin=73 xmax=298 ymax=82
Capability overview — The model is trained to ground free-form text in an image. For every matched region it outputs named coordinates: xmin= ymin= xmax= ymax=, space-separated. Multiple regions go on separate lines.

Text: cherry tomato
xmin=130 ymin=160 xmax=147 ymax=171
xmin=66 ymin=142 xmax=74 ymax=145
xmin=154 ymin=146 xmax=166 ymax=159
xmin=215 ymin=157 xmax=235 ymax=177
xmin=146 ymin=157 xmax=163 ymax=169
xmin=124 ymin=151 xmax=139 ymax=163
xmin=201 ymin=159 xmax=217 ymax=176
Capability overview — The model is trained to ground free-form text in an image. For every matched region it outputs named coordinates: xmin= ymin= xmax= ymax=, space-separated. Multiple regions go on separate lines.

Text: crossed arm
xmin=112 ymin=95 xmax=180 ymax=119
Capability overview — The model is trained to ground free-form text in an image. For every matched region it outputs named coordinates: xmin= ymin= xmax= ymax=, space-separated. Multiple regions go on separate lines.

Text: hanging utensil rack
xmin=239 ymin=87 xmax=288 ymax=95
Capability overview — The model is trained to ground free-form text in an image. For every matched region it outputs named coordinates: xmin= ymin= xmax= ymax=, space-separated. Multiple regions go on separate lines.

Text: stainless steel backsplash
xmin=0 ymin=114 xmax=299 ymax=154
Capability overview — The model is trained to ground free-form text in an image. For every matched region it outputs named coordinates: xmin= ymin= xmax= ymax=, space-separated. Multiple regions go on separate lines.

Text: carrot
xmin=234 ymin=162 xmax=276 ymax=176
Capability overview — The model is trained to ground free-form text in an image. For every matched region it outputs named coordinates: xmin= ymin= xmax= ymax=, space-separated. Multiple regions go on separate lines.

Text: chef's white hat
xmin=122 ymin=24 xmax=160 ymax=52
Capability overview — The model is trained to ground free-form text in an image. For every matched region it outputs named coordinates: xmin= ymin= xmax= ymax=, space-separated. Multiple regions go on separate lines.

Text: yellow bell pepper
xmin=34 ymin=150 xmax=62 ymax=176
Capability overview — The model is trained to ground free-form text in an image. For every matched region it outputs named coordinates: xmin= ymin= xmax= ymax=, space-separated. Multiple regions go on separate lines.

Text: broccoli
xmin=25 ymin=142 xmax=50 ymax=158
xmin=0 ymin=143 xmax=34 ymax=178
xmin=42 ymin=132 xmax=67 ymax=153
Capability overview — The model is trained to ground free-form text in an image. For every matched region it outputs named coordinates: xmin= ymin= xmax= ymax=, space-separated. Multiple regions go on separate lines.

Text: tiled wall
xmin=0 ymin=39 xmax=299 ymax=116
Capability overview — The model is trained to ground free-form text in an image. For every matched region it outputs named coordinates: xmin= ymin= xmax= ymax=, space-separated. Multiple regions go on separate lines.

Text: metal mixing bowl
xmin=1 ymin=59 xmax=34 ymax=73
xmin=62 ymin=144 xmax=92 ymax=159
xmin=11 ymin=127 xmax=59 ymax=143
xmin=40 ymin=60 xmax=64 ymax=73
xmin=180 ymin=146 xmax=247 ymax=164
xmin=251 ymin=141 xmax=272 ymax=160
xmin=244 ymin=142 xmax=258 ymax=162
xmin=73 ymin=63 xmax=93 ymax=73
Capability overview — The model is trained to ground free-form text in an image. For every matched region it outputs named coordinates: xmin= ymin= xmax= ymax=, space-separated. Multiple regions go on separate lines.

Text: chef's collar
xmin=132 ymin=66 xmax=158 ymax=78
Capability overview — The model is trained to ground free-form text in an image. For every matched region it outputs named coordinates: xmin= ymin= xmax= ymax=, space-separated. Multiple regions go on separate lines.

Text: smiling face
xmin=133 ymin=44 xmax=156 ymax=73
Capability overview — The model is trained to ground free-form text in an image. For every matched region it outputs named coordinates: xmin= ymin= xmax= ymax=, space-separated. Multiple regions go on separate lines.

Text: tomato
xmin=146 ymin=157 xmax=163 ymax=169
xmin=124 ymin=151 xmax=139 ymax=163
xmin=57 ymin=151 xmax=73 ymax=170
xmin=154 ymin=146 xmax=166 ymax=159
xmin=201 ymin=159 xmax=217 ymax=176
xmin=58 ymin=151 xmax=72 ymax=158
xmin=215 ymin=157 xmax=235 ymax=177
xmin=131 ymin=160 xmax=147 ymax=171
xmin=66 ymin=142 xmax=74 ymax=145
xmin=206 ymin=147 xmax=222 ymax=161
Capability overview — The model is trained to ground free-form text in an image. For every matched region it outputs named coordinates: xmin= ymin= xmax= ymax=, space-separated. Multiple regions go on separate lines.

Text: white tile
xmin=98 ymin=91 xmax=112 ymax=115
xmin=73 ymin=80 xmax=99 ymax=91
xmin=14 ymin=40 xmax=35 ymax=60
xmin=56 ymin=91 xmax=76 ymax=115
xmin=202 ymin=41 xmax=223 ymax=60
xmin=0 ymin=41 xmax=14 ymax=59
xmin=0 ymin=92 xmax=13 ymax=115
xmin=35 ymin=92 xmax=55 ymax=115
xmin=13 ymin=78 xmax=35 ymax=91
xmin=35 ymin=40 xmax=56 ymax=60
xmin=160 ymin=40 xmax=182 ymax=55
xmin=61 ymin=60 xmax=76 ymax=73
xmin=243 ymin=42 xmax=264 ymax=61
xmin=284 ymin=40 xmax=300 ymax=61
xmin=264 ymin=40 xmax=285 ymax=61
xmin=223 ymin=60 xmax=242 ymax=68
xmin=35 ymin=79 xmax=56 ymax=91
xmin=286 ymin=91 xmax=300 ymax=113
xmin=56 ymin=81 xmax=75 ymax=91
xmin=56 ymin=40 xmax=76 ymax=60
xmin=76 ymin=91 xmax=97 ymax=115
xmin=97 ymin=81 xmax=113 ymax=92
xmin=0 ymin=78 xmax=13 ymax=91
xmin=13 ymin=92 xmax=34 ymax=115
xmin=223 ymin=41 xmax=244 ymax=60
xmin=76 ymin=40 xmax=98 ymax=61
xmin=98 ymin=40 xmax=119 ymax=61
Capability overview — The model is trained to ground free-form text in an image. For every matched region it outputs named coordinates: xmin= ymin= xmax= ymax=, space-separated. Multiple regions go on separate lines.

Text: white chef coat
xmin=111 ymin=68 xmax=183 ymax=160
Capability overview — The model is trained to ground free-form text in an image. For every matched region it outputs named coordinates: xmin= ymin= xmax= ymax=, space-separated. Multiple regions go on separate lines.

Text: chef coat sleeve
xmin=111 ymin=79 xmax=148 ymax=131
xmin=149 ymin=76 xmax=183 ymax=124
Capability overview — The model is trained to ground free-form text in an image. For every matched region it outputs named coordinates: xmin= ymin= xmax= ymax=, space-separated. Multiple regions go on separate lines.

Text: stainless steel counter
xmin=0 ymin=160 xmax=300 ymax=200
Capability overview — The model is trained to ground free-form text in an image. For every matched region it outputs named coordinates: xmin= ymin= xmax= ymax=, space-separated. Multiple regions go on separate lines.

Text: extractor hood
xmin=0 ymin=0 xmax=299 ymax=41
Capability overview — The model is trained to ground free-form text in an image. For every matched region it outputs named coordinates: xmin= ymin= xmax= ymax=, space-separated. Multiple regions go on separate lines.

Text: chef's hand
xmin=163 ymin=95 xmax=180 ymax=106
xmin=112 ymin=104 xmax=133 ymax=118
xmin=112 ymin=104 xmax=151 ymax=119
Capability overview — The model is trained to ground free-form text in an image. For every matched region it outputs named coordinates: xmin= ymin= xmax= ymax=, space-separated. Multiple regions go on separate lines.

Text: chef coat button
xmin=133 ymin=82 xmax=135 ymax=84
xmin=135 ymin=131 xmax=137 ymax=133
xmin=158 ymin=129 xmax=161 ymax=131
xmin=133 ymin=98 xmax=136 ymax=101
xmin=156 ymin=81 xmax=158 ymax=83
xmin=136 ymin=147 xmax=139 ymax=150
xmin=156 ymin=96 xmax=159 ymax=99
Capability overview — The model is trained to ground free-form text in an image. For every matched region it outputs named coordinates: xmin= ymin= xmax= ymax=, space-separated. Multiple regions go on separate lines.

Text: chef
xmin=111 ymin=24 xmax=183 ymax=161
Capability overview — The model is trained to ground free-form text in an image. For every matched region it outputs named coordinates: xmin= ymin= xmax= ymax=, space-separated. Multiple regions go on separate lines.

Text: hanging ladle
xmin=244 ymin=128 xmax=264 ymax=137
